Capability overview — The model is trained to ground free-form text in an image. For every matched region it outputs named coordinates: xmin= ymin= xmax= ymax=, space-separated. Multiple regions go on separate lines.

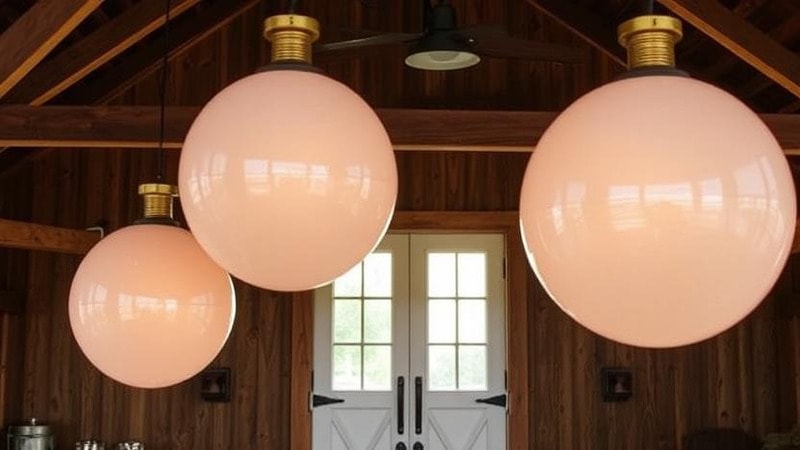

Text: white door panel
xmin=313 ymin=233 xmax=506 ymax=450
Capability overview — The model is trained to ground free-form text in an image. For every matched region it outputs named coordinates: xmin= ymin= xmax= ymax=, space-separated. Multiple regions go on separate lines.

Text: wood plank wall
xmin=3 ymin=0 xmax=800 ymax=449
xmin=0 ymin=165 xmax=31 ymax=433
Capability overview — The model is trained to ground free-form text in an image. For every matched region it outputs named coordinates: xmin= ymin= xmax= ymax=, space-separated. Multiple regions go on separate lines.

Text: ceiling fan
xmin=315 ymin=0 xmax=588 ymax=70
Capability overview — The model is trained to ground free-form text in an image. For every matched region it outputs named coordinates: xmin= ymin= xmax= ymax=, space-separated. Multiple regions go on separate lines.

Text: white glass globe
xmin=520 ymin=75 xmax=796 ymax=348
xmin=179 ymin=69 xmax=398 ymax=292
xmin=69 ymin=224 xmax=236 ymax=388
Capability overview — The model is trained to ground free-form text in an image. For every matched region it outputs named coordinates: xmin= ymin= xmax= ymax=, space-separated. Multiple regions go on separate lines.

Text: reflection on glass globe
xmin=179 ymin=69 xmax=397 ymax=292
xmin=519 ymin=75 xmax=796 ymax=348
xmin=69 ymin=224 xmax=236 ymax=388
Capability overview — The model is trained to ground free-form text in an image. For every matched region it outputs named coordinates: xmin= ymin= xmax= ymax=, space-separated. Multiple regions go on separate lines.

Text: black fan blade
xmin=461 ymin=25 xmax=589 ymax=63
xmin=316 ymin=32 xmax=422 ymax=53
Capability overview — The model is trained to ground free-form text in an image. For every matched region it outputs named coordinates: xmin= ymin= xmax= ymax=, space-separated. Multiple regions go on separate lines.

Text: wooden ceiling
xmin=0 ymin=0 xmax=798 ymax=170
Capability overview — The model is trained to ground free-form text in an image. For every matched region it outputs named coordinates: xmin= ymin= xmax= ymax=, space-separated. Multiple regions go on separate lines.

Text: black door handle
xmin=397 ymin=376 xmax=405 ymax=435
xmin=311 ymin=393 xmax=345 ymax=408
xmin=415 ymin=376 xmax=422 ymax=434
xmin=395 ymin=443 xmax=407 ymax=450
xmin=413 ymin=442 xmax=423 ymax=450
xmin=475 ymin=394 xmax=507 ymax=408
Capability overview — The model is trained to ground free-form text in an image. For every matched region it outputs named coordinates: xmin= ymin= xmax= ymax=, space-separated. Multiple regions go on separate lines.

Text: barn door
xmin=313 ymin=233 xmax=506 ymax=450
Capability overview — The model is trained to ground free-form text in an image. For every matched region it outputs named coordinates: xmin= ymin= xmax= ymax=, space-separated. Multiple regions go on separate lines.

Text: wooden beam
xmin=3 ymin=105 xmax=800 ymax=153
xmin=0 ymin=218 xmax=99 ymax=255
xmin=66 ymin=0 xmax=262 ymax=105
xmin=523 ymin=0 xmax=626 ymax=67
xmin=5 ymin=0 xmax=200 ymax=105
xmin=657 ymin=0 xmax=800 ymax=99
xmin=0 ymin=0 xmax=103 ymax=98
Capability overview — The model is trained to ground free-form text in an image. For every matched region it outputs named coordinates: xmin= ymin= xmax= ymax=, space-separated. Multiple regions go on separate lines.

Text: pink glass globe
xmin=520 ymin=75 xmax=796 ymax=348
xmin=69 ymin=224 xmax=236 ymax=388
xmin=179 ymin=69 xmax=397 ymax=292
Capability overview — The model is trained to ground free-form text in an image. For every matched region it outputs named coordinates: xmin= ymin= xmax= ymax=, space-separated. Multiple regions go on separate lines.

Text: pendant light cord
xmin=288 ymin=0 xmax=300 ymax=13
xmin=156 ymin=0 xmax=172 ymax=182
xmin=645 ymin=0 xmax=654 ymax=14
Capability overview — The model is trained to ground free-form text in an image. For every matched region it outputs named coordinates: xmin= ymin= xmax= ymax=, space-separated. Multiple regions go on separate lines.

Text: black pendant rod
xmin=156 ymin=0 xmax=171 ymax=181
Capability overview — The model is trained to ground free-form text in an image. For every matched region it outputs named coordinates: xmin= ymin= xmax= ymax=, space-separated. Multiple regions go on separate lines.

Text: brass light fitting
xmin=618 ymin=15 xmax=683 ymax=70
xmin=137 ymin=183 xmax=178 ymax=224
xmin=264 ymin=14 xmax=320 ymax=64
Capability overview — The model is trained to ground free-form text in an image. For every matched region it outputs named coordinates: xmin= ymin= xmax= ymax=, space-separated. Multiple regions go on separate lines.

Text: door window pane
xmin=364 ymin=300 xmax=391 ymax=343
xmin=334 ymin=300 xmax=361 ymax=343
xmin=363 ymin=345 xmax=392 ymax=390
xmin=334 ymin=263 xmax=362 ymax=297
xmin=457 ymin=253 xmax=486 ymax=297
xmin=428 ymin=300 xmax=456 ymax=343
xmin=331 ymin=251 xmax=393 ymax=391
xmin=458 ymin=299 xmax=486 ymax=344
xmin=427 ymin=250 xmax=489 ymax=391
xmin=364 ymin=253 xmax=392 ymax=297
xmin=429 ymin=345 xmax=456 ymax=390
xmin=333 ymin=345 xmax=361 ymax=391
xmin=428 ymin=253 xmax=456 ymax=297
xmin=458 ymin=345 xmax=487 ymax=390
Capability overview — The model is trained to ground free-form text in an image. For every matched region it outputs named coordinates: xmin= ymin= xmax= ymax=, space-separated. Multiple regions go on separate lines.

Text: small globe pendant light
xmin=179 ymin=13 xmax=398 ymax=292
xmin=69 ymin=184 xmax=236 ymax=388
xmin=519 ymin=15 xmax=796 ymax=347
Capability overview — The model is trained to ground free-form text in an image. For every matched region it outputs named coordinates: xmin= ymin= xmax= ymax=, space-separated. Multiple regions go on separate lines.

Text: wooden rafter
xmin=5 ymin=0 xmax=200 ymax=105
xmin=0 ymin=0 xmax=103 ymax=99
xmin=657 ymin=0 xmax=800 ymax=99
xmin=67 ymin=0 xmax=262 ymax=105
xmin=3 ymin=105 xmax=800 ymax=154
xmin=0 ymin=218 xmax=99 ymax=255
xmin=523 ymin=0 xmax=626 ymax=67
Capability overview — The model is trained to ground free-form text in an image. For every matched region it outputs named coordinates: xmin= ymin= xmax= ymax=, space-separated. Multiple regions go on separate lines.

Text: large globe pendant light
xmin=69 ymin=184 xmax=236 ymax=388
xmin=179 ymin=14 xmax=398 ymax=292
xmin=519 ymin=15 xmax=796 ymax=348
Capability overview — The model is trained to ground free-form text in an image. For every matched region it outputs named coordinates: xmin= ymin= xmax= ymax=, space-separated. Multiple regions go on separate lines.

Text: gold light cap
xmin=138 ymin=183 xmax=178 ymax=220
xmin=263 ymin=14 xmax=320 ymax=64
xmin=618 ymin=15 xmax=683 ymax=70
xmin=138 ymin=183 xmax=178 ymax=196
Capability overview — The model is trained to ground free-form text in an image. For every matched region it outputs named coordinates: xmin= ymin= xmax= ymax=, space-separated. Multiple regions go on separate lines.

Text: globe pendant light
xmin=519 ymin=15 xmax=796 ymax=347
xmin=69 ymin=184 xmax=236 ymax=388
xmin=179 ymin=14 xmax=398 ymax=292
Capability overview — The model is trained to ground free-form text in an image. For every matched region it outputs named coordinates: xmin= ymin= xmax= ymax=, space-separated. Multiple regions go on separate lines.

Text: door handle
xmin=311 ymin=393 xmax=345 ymax=408
xmin=415 ymin=376 xmax=422 ymax=435
xmin=413 ymin=442 xmax=423 ymax=450
xmin=475 ymin=393 xmax=507 ymax=408
xmin=397 ymin=376 xmax=405 ymax=435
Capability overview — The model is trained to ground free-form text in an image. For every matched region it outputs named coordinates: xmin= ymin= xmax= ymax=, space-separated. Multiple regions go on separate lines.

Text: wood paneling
xmin=3 ymin=1 xmax=800 ymax=449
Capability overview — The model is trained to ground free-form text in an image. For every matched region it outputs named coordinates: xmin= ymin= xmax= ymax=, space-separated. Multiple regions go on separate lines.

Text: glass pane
xmin=334 ymin=262 xmax=362 ymax=297
xmin=333 ymin=345 xmax=361 ymax=391
xmin=457 ymin=253 xmax=486 ymax=297
xmin=364 ymin=299 xmax=391 ymax=343
xmin=429 ymin=345 xmax=456 ymax=390
xmin=428 ymin=299 xmax=456 ymax=343
xmin=363 ymin=345 xmax=392 ymax=391
xmin=428 ymin=253 xmax=456 ymax=297
xmin=364 ymin=253 xmax=392 ymax=297
xmin=334 ymin=299 xmax=361 ymax=343
xmin=458 ymin=346 xmax=487 ymax=390
xmin=458 ymin=299 xmax=486 ymax=344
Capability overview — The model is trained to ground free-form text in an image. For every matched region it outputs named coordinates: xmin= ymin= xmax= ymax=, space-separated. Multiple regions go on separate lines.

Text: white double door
xmin=313 ymin=233 xmax=507 ymax=450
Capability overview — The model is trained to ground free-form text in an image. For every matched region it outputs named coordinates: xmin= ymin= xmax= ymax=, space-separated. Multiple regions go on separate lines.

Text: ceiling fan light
xmin=405 ymin=33 xmax=479 ymax=71
xmin=405 ymin=50 xmax=480 ymax=70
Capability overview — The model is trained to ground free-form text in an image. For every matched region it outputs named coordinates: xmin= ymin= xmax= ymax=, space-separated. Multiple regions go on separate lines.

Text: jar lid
xmin=8 ymin=418 xmax=52 ymax=435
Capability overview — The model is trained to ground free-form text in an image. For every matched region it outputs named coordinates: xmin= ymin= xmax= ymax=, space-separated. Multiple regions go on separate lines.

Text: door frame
xmin=290 ymin=210 xmax=530 ymax=450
